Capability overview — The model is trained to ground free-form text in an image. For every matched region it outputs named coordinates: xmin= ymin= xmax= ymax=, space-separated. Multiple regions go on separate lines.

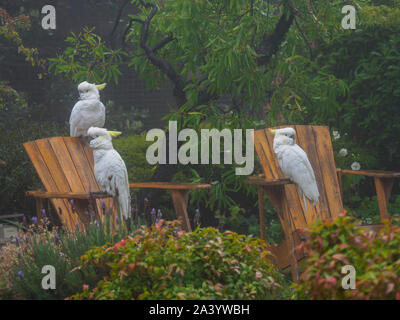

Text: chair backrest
xmin=254 ymin=125 xmax=343 ymax=231
xmin=24 ymin=137 xmax=116 ymax=229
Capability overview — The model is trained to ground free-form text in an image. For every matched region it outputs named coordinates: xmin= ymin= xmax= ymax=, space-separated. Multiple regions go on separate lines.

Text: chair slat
xmin=48 ymin=137 xmax=86 ymax=192
xmin=312 ymin=126 xmax=343 ymax=220
xmin=23 ymin=141 xmax=74 ymax=228
xmin=66 ymin=138 xmax=118 ymax=219
xmin=294 ymin=126 xmax=325 ymax=223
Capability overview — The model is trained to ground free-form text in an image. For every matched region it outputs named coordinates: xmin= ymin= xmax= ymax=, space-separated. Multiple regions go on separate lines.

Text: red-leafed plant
xmin=295 ymin=214 xmax=400 ymax=300
xmin=70 ymin=220 xmax=288 ymax=300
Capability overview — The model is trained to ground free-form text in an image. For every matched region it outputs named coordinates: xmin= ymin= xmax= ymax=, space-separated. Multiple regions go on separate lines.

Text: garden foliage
xmin=295 ymin=214 xmax=400 ymax=300
xmin=70 ymin=220 xmax=287 ymax=300
xmin=0 ymin=211 xmax=139 ymax=300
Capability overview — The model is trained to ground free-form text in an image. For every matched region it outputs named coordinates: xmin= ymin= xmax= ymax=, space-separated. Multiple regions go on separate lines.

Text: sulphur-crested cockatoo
xmin=88 ymin=127 xmax=131 ymax=219
xmin=271 ymin=127 xmax=319 ymax=212
xmin=70 ymin=81 xmax=107 ymax=137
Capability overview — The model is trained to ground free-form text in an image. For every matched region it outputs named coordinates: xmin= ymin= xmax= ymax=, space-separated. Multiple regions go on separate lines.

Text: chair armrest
xmin=129 ymin=182 xmax=211 ymax=190
xmin=245 ymin=177 xmax=292 ymax=186
xmin=26 ymin=190 xmax=111 ymax=199
xmin=337 ymin=168 xmax=400 ymax=178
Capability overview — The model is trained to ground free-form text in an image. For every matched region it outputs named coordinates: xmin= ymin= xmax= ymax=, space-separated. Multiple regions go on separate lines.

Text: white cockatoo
xmin=70 ymin=81 xmax=107 ymax=137
xmin=271 ymin=127 xmax=319 ymax=212
xmin=87 ymin=127 xmax=131 ymax=219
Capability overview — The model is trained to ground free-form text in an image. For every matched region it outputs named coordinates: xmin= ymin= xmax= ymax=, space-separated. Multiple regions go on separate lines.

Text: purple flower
xmin=84 ymin=211 xmax=89 ymax=218
xmin=75 ymin=222 xmax=79 ymax=231
xmin=54 ymin=233 xmax=60 ymax=242
xmin=101 ymin=200 xmax=106 ymax=211
xmin=115 ymin=216 xmax=119 ymax=224
xmin=31 ymin=216 xmax=38 ymax=225
xmin=150 ymin=208 xmax=156 ymax=224
xmin=157 ymin=209 xmax=162 ymax=219
xmin=41 ymin=209 xmax=46 ymax=219
xmin=18 ymin=271 xmax=24 ymax=279
xmin=194 ymin=209 xmax=201 ymax=227
xmin=15 ymin=235 xmax=20 ymax=247
xmin=22 ymin=216 xmax=27 ymax=224
xmin=94 ymin=220 xmax=98 ymax=227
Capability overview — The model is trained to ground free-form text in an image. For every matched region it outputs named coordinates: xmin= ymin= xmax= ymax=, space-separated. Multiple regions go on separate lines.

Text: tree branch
xmin=137 ymin=0 xmax=187 ymax=101
xmin=153 ymin=34 xmax=175 ymax=53
xmin=110 ymin=0 xmax=130 ymax=37
xmin=256 ymin=6 xmax=295 ymax=66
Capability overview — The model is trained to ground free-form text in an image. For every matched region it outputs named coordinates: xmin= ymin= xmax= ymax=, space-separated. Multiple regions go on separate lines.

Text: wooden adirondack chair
xmin=24 ymin=137 xmax=211 ymax=231
xmin=24 ymin=137 xmax=117 ymax=230
xmin=246 ymin=125 xmax=400 ymax=281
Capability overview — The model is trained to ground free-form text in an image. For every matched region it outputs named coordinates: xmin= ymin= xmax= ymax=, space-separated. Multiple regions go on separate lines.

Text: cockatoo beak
xmin=107 ymin=130 xmax=122 ymax=138
xmin=269 ymin=129 xmax=277 ymax=134
xmin=95 ymin=83 xmax=107 ymax=91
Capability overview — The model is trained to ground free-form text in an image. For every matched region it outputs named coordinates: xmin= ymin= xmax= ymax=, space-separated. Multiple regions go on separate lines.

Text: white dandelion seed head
xmin=339 ymin=148 xmax=348 ymax=157
xmin=332 ymin=131 xmax=340 ymax=140
xmin=351 ymin=162 xmax=361 ymax=171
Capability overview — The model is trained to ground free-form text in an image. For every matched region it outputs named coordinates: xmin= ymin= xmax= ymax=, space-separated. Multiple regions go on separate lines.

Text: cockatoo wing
xmin=69 ymin=100 xmax=105 ymax=137
xmin=277 ymin=145 xmax=319 ymax=206
xmin=94 ymin=149 xmax=131 ymax=219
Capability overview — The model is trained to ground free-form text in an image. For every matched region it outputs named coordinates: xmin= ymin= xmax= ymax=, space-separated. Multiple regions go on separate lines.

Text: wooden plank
xmin=296 ymin=125 xmax=330 ymax=223
xmin=171 ymin=190 xmax=192 ymax=232
xmin=48 ymin=137 xmax=86 ymax=192
xmin=27 ymin=190 xmax=112 ymax=199
xmin=130 ymin=182 xmax=211 ymax=190
xmin=23 ymin=141 xmax=74 ymax=229
xmin=64 ymin=138 xmax=100 ymax=192
xmin=254 ymin=130 xmax=275 ymax=180
xmin=374 ymin=177 xmax=391 ymax=221
xmin=64 ymin=138 xmax=108 ymax=219
xmin=312 ymin=127 xmax=343 ymax=220
xmin=245 ymin=178 xmax=291 ymax=186
xmin=258 ymin=187 xmax=267 ymax=241
xmin=261 ymin=129 xmax=284 ymax=179
xmin=292 ymin=126 xmax=320 ymax=224
xmin=340 ymin=169 xmax=400 ymax=178
xmin=271 ymin=125 xmax=309 ymax=230
xmin=35 ymin=138 xmax=79 ymax=228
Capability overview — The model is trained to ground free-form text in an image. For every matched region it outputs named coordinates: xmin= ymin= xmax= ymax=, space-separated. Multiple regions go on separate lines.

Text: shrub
xmin=295 ymin=214 xmax=400 ymax=300
xmin=0 ymin=212 xmax=139 ymax=300
xmin=70 ymin=220 xmax=287 ymax=300
xmin=0 ymin=120 xmax=65 ymax=216
xmin=112 ymin=134 xmax=154 ymax=182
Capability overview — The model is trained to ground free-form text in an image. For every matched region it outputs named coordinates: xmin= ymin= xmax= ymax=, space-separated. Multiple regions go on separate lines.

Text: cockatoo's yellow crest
xmin=269 ymin=129 xmax=277 ymax=134
xmin=95 ymin=83 xmax=107 ymax=91
xmin=106 ymin=130 xmax=122 ymax=138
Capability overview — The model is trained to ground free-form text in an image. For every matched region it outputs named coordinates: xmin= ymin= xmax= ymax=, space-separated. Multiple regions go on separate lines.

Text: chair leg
xmin=281 ymin=201 xmax=300 ymax=282
xmin=258 ymin=187 xmax=267 ymax=241
xmin=374 ymin=177 xmax=394 ymax=222
xmin=35 ymin=197 xmax=44 ymax=218
xmin=171 ymin=190 xmax=192 ymax=232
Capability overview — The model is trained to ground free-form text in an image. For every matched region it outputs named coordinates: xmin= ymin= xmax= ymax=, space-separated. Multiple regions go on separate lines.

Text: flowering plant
xmin=70 ymin=220 xmax=287 ymax=300
xmin=295 ymin=214 xmax=400 ymax=300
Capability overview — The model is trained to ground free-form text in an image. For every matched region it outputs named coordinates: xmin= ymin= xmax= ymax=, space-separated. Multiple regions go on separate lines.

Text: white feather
xmin=70 ymin=82 xmax=105 ymax=137
xmin=88 ymin=127 xmax=131 ymax=219
xmin=273 ymin=128 xmax=319 ymax=211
